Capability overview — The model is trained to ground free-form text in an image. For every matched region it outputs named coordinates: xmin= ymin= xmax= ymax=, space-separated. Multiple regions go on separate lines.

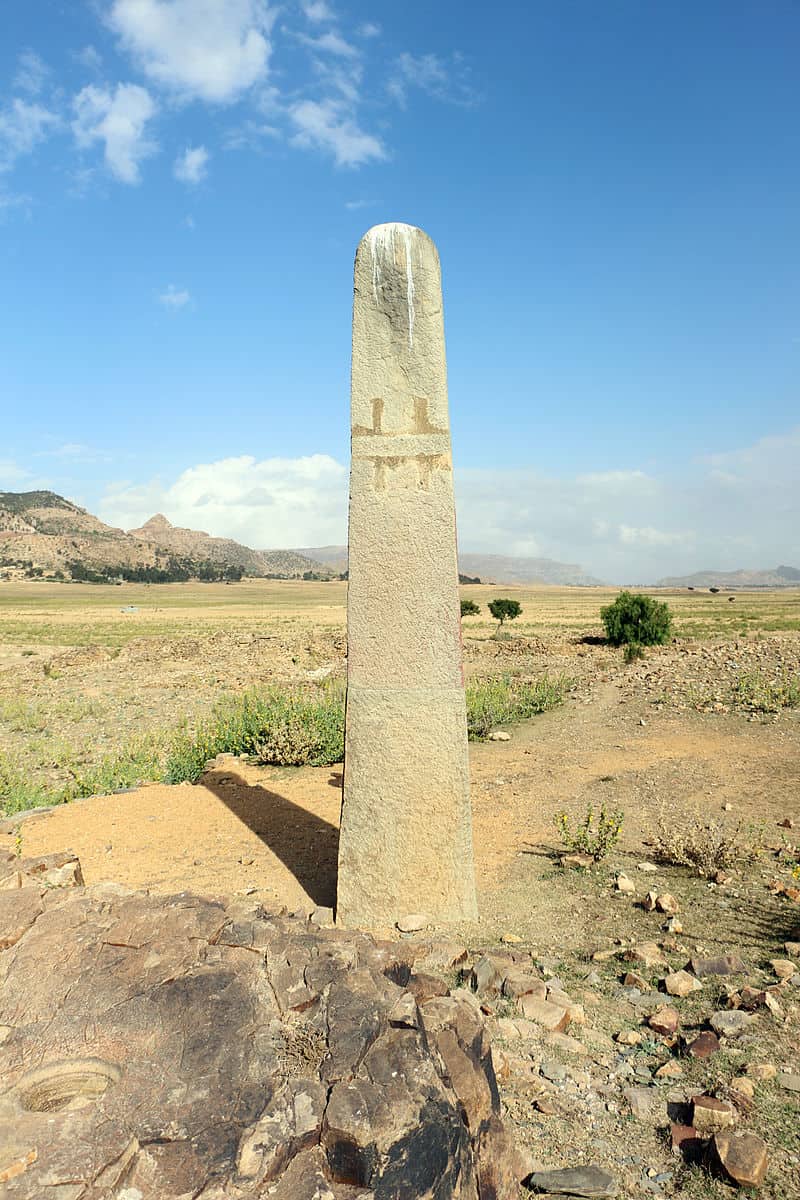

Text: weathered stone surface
xmin=691 ymin=1095 xmax=736 ymax=1134
xmin=502 ymin=968 xmax=546 ymax=1001
xmin=338 ymin=223 xmax=477 ymax=929
xmin=711 ymin=1132 xmax=768 ymax=1188
xmin=623 ymin=1087 xmax=663 ymax=1124
xmin=769 ymin=958 xmax=796 ymax=980
xmin=664 ymin=969 xmax=702 ymax=997
xmin=516 ymin=996 xmax=570 ymax=1031
xmin=710 ymin=1009 xmax=754 ymax=1038
xmin=648 ymin=1006 xmax=680 ymax=1036
xmin=525 ymin=1164 xmax=618 ymax=1196
xmin=0 ymin=878 xmax=519 ymax=1198
xmin=687 ymin=1031 xmax=720 ymax=1058
xmin=624 ymin=942 xmax=666 ymax=968
xmin=690 ymin=954 xmax=746 ymax=977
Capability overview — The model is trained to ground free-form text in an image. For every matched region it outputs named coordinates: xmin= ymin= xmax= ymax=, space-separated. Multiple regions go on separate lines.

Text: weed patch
xmin=465 ymin=673 xmax=572 ymax=740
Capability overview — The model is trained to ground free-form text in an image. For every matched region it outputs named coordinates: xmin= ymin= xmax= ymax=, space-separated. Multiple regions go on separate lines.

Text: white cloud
xmin=0 ymin=99 xmax=60 ymax=171
xmin=358 ymin=22 xmax=381 ymax=38
xmin=173 ymin=144 xmax=209 ymax=183
xmin=289 ymin=98 xmax=385 ymax=166
xmin=158 ymin=284 xmax=191 ymax=308
xmin=618 ymin=525 xmax=693 ymax=547
xmin=14 ymin=51 xmax=49 ymax=96
xmin=298 ymin=30 xmax=358 ymax=58
xmin=107 ymin=0 xmax=275 ymax=103
xmin=0 ymin=459 xmax=34 ymax=488
xmin=72 ymin=83 xmax=157 ymax=184
xmin=389 ymin=51 xmax=479 ymax=108
xmin=76 ymin=45 xmax=104 ymax=72
xmin=301 ymin=0 xmax=334 ymax=21
xmin=99 ymin=454 xmax=348 ymax=547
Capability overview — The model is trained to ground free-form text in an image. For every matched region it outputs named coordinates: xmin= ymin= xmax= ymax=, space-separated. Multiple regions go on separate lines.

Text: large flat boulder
xmin=0 ymin=871 xmax=520 ymax=1198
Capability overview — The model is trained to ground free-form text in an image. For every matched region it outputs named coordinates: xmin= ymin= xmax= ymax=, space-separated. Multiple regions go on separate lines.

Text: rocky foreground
xmin=0 ymin=851 xmax=525 ymax=1199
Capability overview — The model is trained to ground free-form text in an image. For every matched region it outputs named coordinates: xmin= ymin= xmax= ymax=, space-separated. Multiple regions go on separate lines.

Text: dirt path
xmin=10 ymin=680 xmax=798 ymax=937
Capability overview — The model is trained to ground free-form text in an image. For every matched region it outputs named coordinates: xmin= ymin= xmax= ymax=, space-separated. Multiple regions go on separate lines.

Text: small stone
xmin=533 ymin=1097 xmax=558 ymax=1115
xmin=710 ymin=1010 xmax=753 ymax=1038
xmin=545 ymin=1031 xmax=589 ymax=1057
xmin=396 ymin=913 xmax=428 ymax=933
xmin=664 ymin=916 xmax=683 ymax=934
xmin=779 ymin=1073 xmax=800 ymax=1092
xmin=649 ymin=1006 xmax=680 ymax=1037
xmin=655 ymin=1060 xmax=684 ymax=1079
xmin=664 ymin=970 xmax=702 ymax=998
xmin=692 ymin=1095 xmax=736 ymax=1135
xmin=624 ymin=942 xmax=666 ymax=969
xmin=711 ymin=1132 xmax=768 ymax=1188
xmin=561 ymin=853 xmax=594 ymax=869
xmin=525 ymin=1165 xmax=618 ymax=1197
xmin=591 ymin=948 xmax=619 ymax=962
xmin=731 ymin=1077 xmax=755 ymax=1099
xmin=643 ymin=890 xmax=659 ymax=912
xmin=616 ymin=874 xmax=635 ymax=894
xmin=500 ymin=932 xmax=523 ymax=944
xmin=502 ymin=969 xmax=546 ymax=1001
xmin=785 ymin=941 xmax=800 ymax=957
xmin=687 ymin=1031 xmax=720 ymax=1058
xmin=638 ymin=862 xmax=659 ymax=872
xmin=745 ymin=1062 xmax=776 ymax=1081
xmin=723 ymin=802 xmax=733 ymax=811
xmin=488 ymin=730 xmax=511 ymax=741
xmin=770 ymin=958 xmax=796 ymax=980
xmin=623 ymin=971 xmax=649 ymax=990
xmin=624 ymin=1087 xmax=663 ymax=1124
xmin=540 ymin=1059 xmax=569 ymax=1083
xmin=517 ymin=995 xmax=571 ymax=1031
xmin=690 ymin=955 xmax=746 ymax=977
xmin=656 ymin=893 xmax=679 ymax=915
xmin=778 ymin=817 xmax=794 ymax=828
xmin=471 ymin=955 xmax=504 ymax=996
xmin=763 ymin=991 xmax=785 ymax=1020
xmin=670 ymin=1123 xmax=701 ymax=1157
xmin=616 ymin=1030 xmax=643 ymax=1046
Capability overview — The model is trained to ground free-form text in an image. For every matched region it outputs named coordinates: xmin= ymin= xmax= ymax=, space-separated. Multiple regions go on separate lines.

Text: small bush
xmin=466 ymin=673 xmax=571 ymax=740
xmin=651 ymin=808 xmax=765 ymax=877
xmin=461 ymin=599 xmax=481 ymax=617
xmin=623 ymin=642 xmax=645 ymax=664
xmin=488 ymin=598 xmax=522 ymax=626
xmin=732 ymin=669 xmax=800 ymax=713
xmin=555 ymin=803 xmax=624 ymax=861
xmin=601 ymin=591 xmax=672 ymax=647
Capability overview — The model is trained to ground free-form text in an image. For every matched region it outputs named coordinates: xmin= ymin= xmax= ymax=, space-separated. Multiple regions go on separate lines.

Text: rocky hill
xmin=0 ymin=492 xmax=332 ymax=582
xmin=131 ymin=514 xmax=327 ymax=579
xmin=656 ymin=565 xmax=800 ymax=589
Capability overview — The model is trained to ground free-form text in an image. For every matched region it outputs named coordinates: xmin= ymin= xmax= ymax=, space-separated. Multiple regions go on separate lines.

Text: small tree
xmin=488 ymin=598 xmax=522 ymax=627
xmin=461 ymin=599 xmax=481 ymax=617
xmin=601 ymin=591 xmax=672 ymax=647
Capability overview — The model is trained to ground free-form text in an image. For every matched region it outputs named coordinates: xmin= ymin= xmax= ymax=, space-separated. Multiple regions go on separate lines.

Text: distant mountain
xmin=131 ymin=514 xmax=327 ymax=579
xmin=0 ymin=492 xmax=333 ymax=582
xmin=656 ymin=565 xmax=800 ymax=589
xmin=294 ymin=545 xmax=603 ymax=586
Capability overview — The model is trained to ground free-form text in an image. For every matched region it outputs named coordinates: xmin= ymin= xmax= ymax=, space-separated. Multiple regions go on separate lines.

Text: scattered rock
xmin=517 ymin=996 xmax=571 ymax=1032
xmin=731 ymin=1077 xmax=755 ymax=1100
xmin=711 ymin=1131 xmax=768 ymax=1189
xmin=670 ymin=1123 xmax=701 ymax=1159
xmin=643 ymin=890 xmax=659 ymax=912
xmin=656 ymin=893 xmax=679 ymax=915
xmin=561 ymin=853 xmax=595 ymax=870
xmin=648 ymin=1006 xmax=680 ymax=1037
xmin=623 ymin=971 xmax=649 ymax=990
xmin=615 ymin=874 xmax=635 ymax=895
xmin=710 ymin=1010 xmax=754 ymax=1038
xmin=502 ymin=969 xmax=546 ymax=1002
xmin=778 ymin=1073 xmax=800 ymax=1092
xmin=489 ymin=730 xmax=511 ymax=741
xmin=525 ymin=1164 xmax=618 ymax=1197
xmin=664 ymin=916 xmax=683 ymax=934
xmin=745 ymin=1062 xmax=776 ymax=1081
xmin=624 ymin=943 xmax=666 ymax=969
xmin=638 ymin=862 xmax=659 ymax=873
xmin=687 ymin=1031 xmax=721 ymax=1059
xmin=690 ymin=955 xmax=746 ymax=977
xmin=664 ymin=970 xmax=702 ymax=998
xmin=785 ymin=941 xmax=800 ymax=957
xmin=615 ymin=1030 xmax=642 ymax=1046
xmin=769 ymin=958 xmax=796 ymax=980
xmin=623 ymin=1087 xmax=663 ymax=1124
xmin=691 ymin=1095 xmax=736 ymax=1135
xmin=501 ymin=932 xmax=523 ymax=945
xmin=545 ymin=1031 xmax=589 ymax=1057
xmin=471 ymin=955 xmax=504 ymax=996
xmin=655 ymin=1061 xmax=683 ymax=1080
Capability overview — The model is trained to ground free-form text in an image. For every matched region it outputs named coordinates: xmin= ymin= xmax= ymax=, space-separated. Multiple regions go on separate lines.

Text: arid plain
xmin=1 ymin=581 xmax=799 ymax=1197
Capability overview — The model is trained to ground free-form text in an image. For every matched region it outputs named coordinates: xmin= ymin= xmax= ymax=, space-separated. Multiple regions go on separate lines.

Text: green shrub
xmin=555 ymin=803 xmax=624 ymax=861
xmin=460 ymin=599 xmax=481 ymax=617
xmin=623 ymin=642 xmax=645 ymax=663
xmin=601 ymin=591 xmax=672 ymax=647
xmin=466 ymin=673 xmax=571 ymax=740
xmin=488 ymin=598 xmax=522 ymax=626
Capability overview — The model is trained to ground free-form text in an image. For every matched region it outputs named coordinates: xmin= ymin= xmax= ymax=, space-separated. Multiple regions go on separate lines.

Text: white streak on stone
xmin=367 ymin=222 xmax=416 ymax=348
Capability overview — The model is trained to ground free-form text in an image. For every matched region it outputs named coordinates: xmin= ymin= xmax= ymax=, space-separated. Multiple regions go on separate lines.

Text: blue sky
xmin=1 ymin=0 xmax=798 ymax=582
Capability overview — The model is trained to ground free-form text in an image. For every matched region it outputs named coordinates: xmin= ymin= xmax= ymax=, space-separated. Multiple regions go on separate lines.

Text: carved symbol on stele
xmin=352 ymin=396 xmax=447 ymax=438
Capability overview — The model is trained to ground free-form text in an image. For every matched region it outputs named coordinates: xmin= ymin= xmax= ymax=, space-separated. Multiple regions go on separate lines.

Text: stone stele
xmin=337 ymin=223 xmax=478 ymax=928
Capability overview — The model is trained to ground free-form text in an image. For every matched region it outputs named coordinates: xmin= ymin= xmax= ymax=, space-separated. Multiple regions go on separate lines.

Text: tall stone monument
xmin=337 ymin=223 xmax=478 ymax=928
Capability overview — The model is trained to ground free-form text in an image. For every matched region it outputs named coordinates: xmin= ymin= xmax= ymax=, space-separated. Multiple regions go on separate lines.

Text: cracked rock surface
xmin=0 ymin=852 xmax=520 ymax=1199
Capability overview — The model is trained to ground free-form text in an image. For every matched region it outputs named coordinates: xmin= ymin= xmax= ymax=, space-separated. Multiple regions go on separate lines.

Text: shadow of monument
xmin=203 ymin=770 xmax=340 ymax=908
